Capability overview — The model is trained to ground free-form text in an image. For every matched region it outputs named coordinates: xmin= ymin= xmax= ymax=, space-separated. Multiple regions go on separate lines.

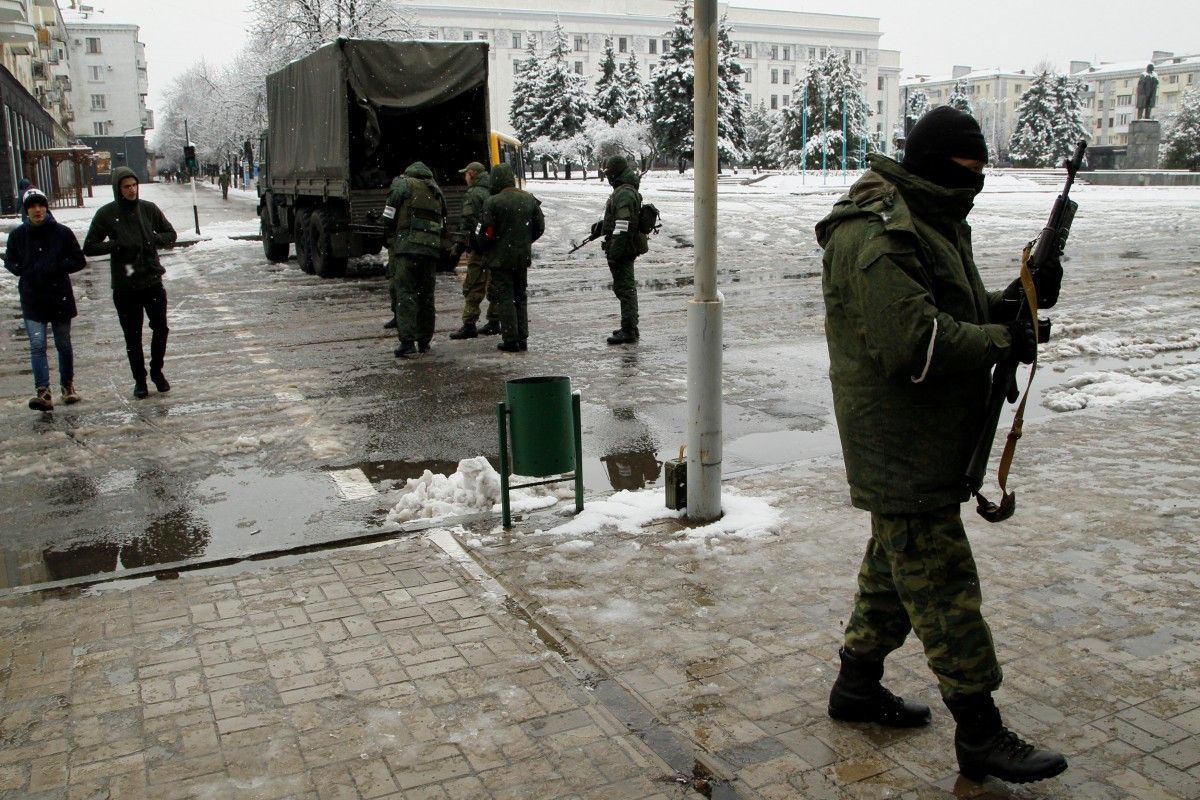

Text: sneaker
xmin=150 ymin=371 xmax=171 ymax=393
xmin=29 ymin=386 xmax=53 ymax=411
xmin=449 ymin=322 xmax=478 ymax=340
xmin=478 ymin=320 xmax=501 ymax=336
xmin=61 ymin=382 xmax=81 ymax=405
xmin=133 ymin=381 xmax=150 ymax=399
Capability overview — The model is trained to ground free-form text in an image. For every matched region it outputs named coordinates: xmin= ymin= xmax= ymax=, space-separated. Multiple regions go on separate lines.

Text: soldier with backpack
xmin=596 ymin=156 xmax=649 ymax=345
xmin=382 ymin=162 xmax=447 ymax=358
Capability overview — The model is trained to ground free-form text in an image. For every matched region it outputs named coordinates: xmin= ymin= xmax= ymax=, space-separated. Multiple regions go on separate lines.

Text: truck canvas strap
xmin=974 ymin=242 xmax=1039 ymax=524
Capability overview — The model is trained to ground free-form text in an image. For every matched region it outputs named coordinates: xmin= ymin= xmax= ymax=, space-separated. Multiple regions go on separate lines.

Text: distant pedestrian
xmin=3 ymin=189 xmax=87 ymax=410
xmin=477 ymin=163 xmax=544 ymax=352
xmin=83 ymin=167 xmax=178 ymax=398
xmin=219 ymin=170 xmax=230 ymax=200
xmin=382 ymin=161 xmax=447 ymax=358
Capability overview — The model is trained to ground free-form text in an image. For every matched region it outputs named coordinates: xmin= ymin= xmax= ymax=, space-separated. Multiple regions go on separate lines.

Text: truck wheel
xmin=294 ymin=209 xmax=315 ymax=274
xmin=260 ymin=210 xmax=289 ymax=263
xmin=310 ymin=209 xmax=348 ymax=278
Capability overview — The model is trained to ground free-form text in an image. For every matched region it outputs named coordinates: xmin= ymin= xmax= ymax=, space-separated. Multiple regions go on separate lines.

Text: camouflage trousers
xmin=843 ymin=504 xmax=1003 ymax=700
xmin=608 ymin=257 xmax=638 ymax=330
xmin=461 ymin=252 xmax=497 ymax=324
xmin=489 ymin=267 xmax=527 ymax=345
xmin=391 ymin=254 xmax=437 ymax=344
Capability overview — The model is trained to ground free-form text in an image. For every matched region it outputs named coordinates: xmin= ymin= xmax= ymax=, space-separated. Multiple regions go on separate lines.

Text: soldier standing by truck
xmin=448 ymin=162 xmax=500 ymax=340
xmin=477 ymin=163 xmax=544 ymax=353
xmin=382 ymin=162 xmax=447 ymax=359
xmin=598 ymin=156 xmax=648 ymax=345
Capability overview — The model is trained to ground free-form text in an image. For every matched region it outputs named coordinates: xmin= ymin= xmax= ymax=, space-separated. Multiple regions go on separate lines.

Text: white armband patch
xmin=910 ymin=318 xmax=938 ymax=384
xmin=381 ymin=205 xmax=396 ymax=220
xmin=474 ymin=222 xmax=482 ymax=235
xmin=613 ymin=219 xmax=631 ymax=233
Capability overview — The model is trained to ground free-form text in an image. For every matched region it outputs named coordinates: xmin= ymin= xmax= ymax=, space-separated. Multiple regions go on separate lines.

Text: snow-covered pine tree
xmin=744 ymin=102 xmax=779 ymax=169
xmin=1161 ymin=86 xmax=1200 ymax=170
xmin=648 ymin=0 xmax=695 ymax=162
xmin=906 ymin=89 xmax=930 ymax=124
xmin=1009 ymin=71 xmax=1088 ymax=167
xmin=621 ymin=53 xmax=649 ymax=122
xmin=779 ymin=50 xmax=872 ymax=169
xmin=509 ymin=36 xmax=543 ymax=143
xmin=523 ymin=19 xmax=590 ymax=143
xmin=593 ymin=38 xmax=627 ymax=126
xmin=947 ymin=80 xmax=974 ymax=114
xmin=717 ymin=14 xmax=749 ymax=164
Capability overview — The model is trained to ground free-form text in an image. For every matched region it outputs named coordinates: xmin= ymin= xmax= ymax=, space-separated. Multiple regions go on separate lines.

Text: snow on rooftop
xmin=1072 ymin=55 xmax=1200 ymax=77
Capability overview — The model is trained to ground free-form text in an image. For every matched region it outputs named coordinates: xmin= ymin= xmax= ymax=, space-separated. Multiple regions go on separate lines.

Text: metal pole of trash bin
xmin=497 ymin=402 xmax=511 ymax=529
xmin=572 ymin=391 xmax=583 ymax=514
xmin=688 ymin=0 xmax=723 ymax=522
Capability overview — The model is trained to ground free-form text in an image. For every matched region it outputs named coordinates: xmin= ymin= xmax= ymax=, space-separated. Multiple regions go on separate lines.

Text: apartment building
xmin=900 ymin=66 xmax=1035 ymax=162
xmin=404 ymin=0 xmax=903 ymax=155
xmin=63 ymin=6 xmax=153 ymax=180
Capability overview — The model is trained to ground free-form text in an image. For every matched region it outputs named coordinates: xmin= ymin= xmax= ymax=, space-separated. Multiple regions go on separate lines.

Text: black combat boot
xmin=394 ymin=341 xmax=416 ymax=359
xmin=417 ymin=339 xmax=431 ymax=353
xmin=496 ymin=341 xmax=522 ymax=353
xmin=607 ymin=328 xmax=639 ymax=345
xmin=383 ymin=316 xmax=397 ymax=329
xmin=478 ymin=319 xmax=501 ymax=336
xmin=133 ymin=380 xmax=150 ymax=399
xmin=518 ymin=340 xmax=528 ymax=352
xmin=449 ymin=322 xmax=477 ymax=340
xmin=946 ymin=693 xmax=1067 ymax=784
xmin=827 ymin=647 xmax=932 ymax=728
xmin=150 ymin=370 xmax=171 ymax=393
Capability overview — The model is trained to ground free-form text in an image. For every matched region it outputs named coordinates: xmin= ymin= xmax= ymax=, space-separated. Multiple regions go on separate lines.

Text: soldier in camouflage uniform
xmin=597 ymin=155 xmax=648 ymax=345
xmin=448 ymin=161 xmax=500 ymax=340
xmin=816 ymin=107 xmax=1067 ymax=785
xmin=382 ymin=162 xmax=447 ymax=358
xmin=477 ymin=163 xmax=544 ymax=352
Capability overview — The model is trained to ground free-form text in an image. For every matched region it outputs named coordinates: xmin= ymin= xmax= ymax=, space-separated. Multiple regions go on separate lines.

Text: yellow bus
xmin=489 ymin=131 xmax=525 ymax=187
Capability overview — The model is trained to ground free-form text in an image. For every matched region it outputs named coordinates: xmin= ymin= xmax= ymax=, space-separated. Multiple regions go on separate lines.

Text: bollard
xmin=497 ymin=376 xmax=584 ymax=528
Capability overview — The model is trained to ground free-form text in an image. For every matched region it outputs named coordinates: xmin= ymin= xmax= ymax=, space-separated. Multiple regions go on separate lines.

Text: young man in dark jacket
xmin=83 ymin=167 xmax=177 ymax=398
xmin=4 ymin=189 xmax=87 ymax=410
xmin=816 ymin=107 xmax=1066 ymax=785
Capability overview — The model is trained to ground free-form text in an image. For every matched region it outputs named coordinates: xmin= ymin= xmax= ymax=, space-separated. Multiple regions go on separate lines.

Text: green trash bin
xmin=506 ymin=376 xmax=575 ymax=476
xmin=497 ymin=376 xmax=584 ymax=528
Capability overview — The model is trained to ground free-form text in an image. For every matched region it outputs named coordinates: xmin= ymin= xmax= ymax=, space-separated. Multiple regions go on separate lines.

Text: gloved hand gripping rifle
xmin=965 ymin=140 xmax=1087 ymax=523
xmin=568 ymin=220 xmax=605 ymax=254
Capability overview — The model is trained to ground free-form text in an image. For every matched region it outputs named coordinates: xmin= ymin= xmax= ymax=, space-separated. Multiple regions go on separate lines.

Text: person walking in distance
xmin=597 ymin=155 xmax=648 ymax=345
xmin=476 ymin=163 xmax=544 ymax=353
xmin=84 ymin=167 xmax=178 ymax=398
xmin=448 ymin=161 xmax=500 ymax=340
xmin=815 ymin=107 xmax=1067 ymax=785
xmin=382 ymin=161 xmax=447 ymax=358
xmin=4 ymin=189 xmax=87 ymax=410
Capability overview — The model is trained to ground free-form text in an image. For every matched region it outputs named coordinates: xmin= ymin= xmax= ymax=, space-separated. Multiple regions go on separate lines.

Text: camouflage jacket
xmin=478 ymin=163 xmax=545 ymax=271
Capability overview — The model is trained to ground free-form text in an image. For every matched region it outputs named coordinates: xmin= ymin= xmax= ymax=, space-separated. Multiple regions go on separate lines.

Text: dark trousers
xmin=113 ymin=285 xmax=169 ymax=381
xmin=490 ymin=267 xmax=528 ymax=344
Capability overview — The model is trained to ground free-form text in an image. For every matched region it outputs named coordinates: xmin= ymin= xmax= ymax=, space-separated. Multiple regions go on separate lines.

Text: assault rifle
xmin=567 ymin=230 xmax=602 ymax=254
xmin=965 ymin=140 xmax=1087 ymax=522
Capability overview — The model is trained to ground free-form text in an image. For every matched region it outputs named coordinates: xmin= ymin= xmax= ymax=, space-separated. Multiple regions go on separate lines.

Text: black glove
xmin=590 ymin=220 xmax=604 ymax=239
xmin=1003 ymin=256 xmax=1062 ymax=309
xmin=1007 ymin=319 xmax=1038 ymax=365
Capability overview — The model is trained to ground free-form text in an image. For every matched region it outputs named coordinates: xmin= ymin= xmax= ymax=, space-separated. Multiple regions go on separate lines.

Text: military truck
xmin=257 ymin=39 xmax=491 ymax=277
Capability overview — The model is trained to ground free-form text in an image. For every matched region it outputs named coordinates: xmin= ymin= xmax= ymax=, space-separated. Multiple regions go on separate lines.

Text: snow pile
xmin=1044 ymin=364 xmax=1200 ymax=411
xmin=1053 ymin=331 xmax=1200 ymax=360
xmin=384 ymin=456 xmax=567 ymax=525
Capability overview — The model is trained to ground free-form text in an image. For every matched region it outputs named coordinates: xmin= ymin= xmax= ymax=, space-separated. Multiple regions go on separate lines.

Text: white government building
xmin=405 ymin=0 xmax=903 ymax=155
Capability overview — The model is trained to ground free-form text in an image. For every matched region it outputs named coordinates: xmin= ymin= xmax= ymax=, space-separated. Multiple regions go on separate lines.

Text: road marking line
xmin=329 ymin=468 xmax=378 ymax=500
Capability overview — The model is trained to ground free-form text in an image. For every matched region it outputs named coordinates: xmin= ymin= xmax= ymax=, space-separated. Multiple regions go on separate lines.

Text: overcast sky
xmin=77 ymin=0 xmax=1195 ymax=114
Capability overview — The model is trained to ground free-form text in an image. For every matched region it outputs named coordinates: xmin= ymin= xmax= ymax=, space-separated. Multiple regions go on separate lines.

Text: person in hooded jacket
xmin=4 ymin=189 xmax=87 ymax=410
xmin=815 ymin=107 xmax=1066 ymax=786
xmin=83 ymin=167 xmax=178 ymax=398
xmin=448 ymin=161 xmax=500 ymax=340
xmin=382 ymin=161 xmax=447 ymax=358
xmin=476 ymin=163 xmax=544 ymax=352
xmin=595 ymin=155 xmax=649 ymax=345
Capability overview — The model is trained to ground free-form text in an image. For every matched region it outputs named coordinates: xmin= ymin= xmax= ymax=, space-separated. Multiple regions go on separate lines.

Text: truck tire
xmin=260 ymin=209 xmax=289 ymax=263
xmin=294 ymin=208 xmax=315 ymax=274
xmin=310 ymin=209 xmax=348 ymax=278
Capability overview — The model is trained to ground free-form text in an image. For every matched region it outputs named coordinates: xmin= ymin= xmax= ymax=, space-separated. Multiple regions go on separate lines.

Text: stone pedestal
xmin=1126 ymin=119 xmax=1162 ymax=169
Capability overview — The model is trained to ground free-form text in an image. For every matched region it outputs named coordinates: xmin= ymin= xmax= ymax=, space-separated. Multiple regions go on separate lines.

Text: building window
xmin=90 ymin=94 xmax=106 ymax=110
xmin=770 ymin=95 xmax=778 ymax=110
xmin=85 ymin=37 xmax=101 ymax=54
xmin=426 ymin=29 xmax=439 ymax=40
xmin=781 ymin=95 xmax=789 ymax=107
xmin=512 ymin=33 xmax=521 ymax=49
xmin=618 ymin=37 xmax=627 ymax=53
xmin=93 ymin=121 xmax=107 ymax=135
xmin=783 ymin=69 xmax=790 ymax=84
xmin=744 ymin=68 xmax=751 ymax=83
xmin=808 ymin=47 xmax=816 ymax=60
xmin=574 ymin=35 xmax=585 ymax=51
xmin=770 ymin=45 xmax=778 ymax=60
xmin=741 ymin=43 xmax=753 ymax=58
xmin=855 ymin=50 xmax=863 ymax=64
xmin=744 ymin=92 xmax=752 ymax=104
xmin=1118 ymin=113 xmax=1131 ymax=125
xmin=1117 ymin=94 xmax=1132 ymax=106
xmin=662 ymin=39 xmax=669 ymax=53
xmin=463 ymin=31 xmax=472 ymax=40
xmin=574 ymin=61 xmax=583 ymax=75
xmin=877 ymin=100 xmax=884 ymax=114
xmin=782 ymin=46 xmax=790 ymax=61
xmin=88 ymin=65 xmax=103 ymax=81
xmin=819 ymin=47 xmax=827 ymax=59
xmin=771 ymin=69 xmax=778 ymax=84
xmin=1167 ymin=73 xmax=1178 ymax=84
xmin=649 ymin=39 xmax=657 ymax=55
xmin=478 ymin=31 xmax=488 ymax=41
xmin=878 ymin=76 xmax=885 ymax=90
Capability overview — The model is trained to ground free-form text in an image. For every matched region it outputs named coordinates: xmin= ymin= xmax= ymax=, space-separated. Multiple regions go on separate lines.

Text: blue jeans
xmin=24 ymin=318 xmax=74 ymax=390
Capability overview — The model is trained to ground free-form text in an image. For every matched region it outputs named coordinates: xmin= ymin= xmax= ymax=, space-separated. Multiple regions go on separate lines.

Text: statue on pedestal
xmin=1136 ymin=64 xmax=1159 ymax=120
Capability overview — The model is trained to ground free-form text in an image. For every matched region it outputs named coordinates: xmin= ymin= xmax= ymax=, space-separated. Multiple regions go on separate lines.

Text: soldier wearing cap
xmin=595 ymin=155 xmax=648 ymax=345
xmin=448 ymin=161 xmax=500 ymax=340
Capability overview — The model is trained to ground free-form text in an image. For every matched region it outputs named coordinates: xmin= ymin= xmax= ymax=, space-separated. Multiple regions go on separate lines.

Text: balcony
xmin=0 ymin=20 xmax=36 ymax=52
xmin=0 ymin=0 xmax=25 ymax=24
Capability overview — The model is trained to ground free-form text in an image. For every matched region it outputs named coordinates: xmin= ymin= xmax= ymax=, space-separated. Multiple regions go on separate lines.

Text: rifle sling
xmin=975 ymin=243 xmax=1040 ymax=524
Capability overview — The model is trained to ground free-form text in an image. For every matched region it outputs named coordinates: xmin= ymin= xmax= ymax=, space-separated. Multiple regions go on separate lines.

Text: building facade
xmin=900 ymin=66 xmax=1036 ymax=163
xmin=1071 ymin=52 xmax=1200 ymax=151
xmin=62 ymin=7 xmax=152 ymax=180
xmin=404 ymin=0 xmax=903 ymax=156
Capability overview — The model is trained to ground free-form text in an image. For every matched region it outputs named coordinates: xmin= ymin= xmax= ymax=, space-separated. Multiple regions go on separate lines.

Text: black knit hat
xmin=902 ymin=106 xmax=989 ymax=190
xmin=22 ymin=188 xmax=48 ymax=210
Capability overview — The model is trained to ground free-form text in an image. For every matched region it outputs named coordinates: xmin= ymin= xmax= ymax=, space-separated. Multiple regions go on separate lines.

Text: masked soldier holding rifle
xmin=815 ymin=107 xmax=1069 ymax=785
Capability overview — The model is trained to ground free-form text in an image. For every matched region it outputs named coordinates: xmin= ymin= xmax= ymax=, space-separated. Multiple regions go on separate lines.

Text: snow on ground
xmin=383 ymin=456 xmax=571 ymax=526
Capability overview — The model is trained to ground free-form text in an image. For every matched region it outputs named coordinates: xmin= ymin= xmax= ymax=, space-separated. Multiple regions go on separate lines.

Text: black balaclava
xmin=902 ymin=106 xmax=988 ymax=192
